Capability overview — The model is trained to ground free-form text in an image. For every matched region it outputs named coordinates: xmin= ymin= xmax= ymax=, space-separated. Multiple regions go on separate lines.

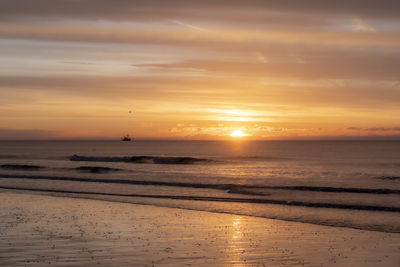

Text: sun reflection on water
xmin=228 ymin=217 xmax=247 ymax=266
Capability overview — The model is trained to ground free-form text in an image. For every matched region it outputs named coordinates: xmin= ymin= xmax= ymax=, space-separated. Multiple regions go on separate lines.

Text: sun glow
xmin=230 ymin=130 xmax=247 ymax=137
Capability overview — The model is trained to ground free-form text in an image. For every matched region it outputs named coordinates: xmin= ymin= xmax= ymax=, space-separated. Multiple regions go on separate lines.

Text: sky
xmin=0 ymin=0 xmax=400 ymax=140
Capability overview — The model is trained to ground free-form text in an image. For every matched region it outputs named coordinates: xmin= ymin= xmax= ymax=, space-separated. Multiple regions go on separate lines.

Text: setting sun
xmin=230 ymin=130 xmax=247 ymax=137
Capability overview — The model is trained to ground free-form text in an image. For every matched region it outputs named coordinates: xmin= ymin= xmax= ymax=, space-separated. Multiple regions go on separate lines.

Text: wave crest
xmin=0 ymin=164 xmax=44 ymax=171
xmin=69 ymin=155 xmax=211 ymax=165
xmin=76 ymin=166 xmax=121 ymax=173
xmin=378 ymin=176 xmax=400 ymax=181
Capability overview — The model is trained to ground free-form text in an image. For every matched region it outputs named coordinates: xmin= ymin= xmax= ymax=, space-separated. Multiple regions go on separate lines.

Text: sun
xmin=230 ymin=130 xmax=247 ymax=137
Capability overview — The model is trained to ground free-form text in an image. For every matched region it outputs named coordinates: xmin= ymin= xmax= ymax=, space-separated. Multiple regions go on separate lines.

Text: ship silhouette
xmin=122 ymin=134 xmax=132 ymax=141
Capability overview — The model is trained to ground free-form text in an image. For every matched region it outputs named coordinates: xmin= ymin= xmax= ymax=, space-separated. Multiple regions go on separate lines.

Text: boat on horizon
xmin=122 ymin=134 xmax=133 ymax=141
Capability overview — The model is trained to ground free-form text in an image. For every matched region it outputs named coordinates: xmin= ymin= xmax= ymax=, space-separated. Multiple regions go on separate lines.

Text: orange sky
xmin=0 ymin=0 xmax=400 ymax=140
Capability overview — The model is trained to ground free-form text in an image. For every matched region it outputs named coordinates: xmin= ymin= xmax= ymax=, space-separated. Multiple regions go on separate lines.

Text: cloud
xmin=0 ymin=1 xmax=399 ymax=139
xmin=1 ymin=0 xmax=399 ymax=22
xmin=1 ymin=22 xmax=399 ymax=48
xmin=169 ymin=20 xmax=208 ymax=32
xmin=367 ymin=127 xmax=400 ymax=131
xmin=1 ymin=74 xmax=400 ymax=112
xmin=278 ymin=134 xmax=400 ymax=140
xmin=0 ymin=128 xmax=60 ymax=140
xmin=352 ymin=18 xmax=376 ymax=32
xmin=347 ymin=127 xmax=400 ymax=132
xmin=133 ymin=50 xmax=400 ymax=80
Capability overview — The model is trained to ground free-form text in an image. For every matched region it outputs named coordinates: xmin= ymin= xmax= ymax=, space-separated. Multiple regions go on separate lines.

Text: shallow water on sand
xmin=1 ymin=193 xmax=399 ymax=267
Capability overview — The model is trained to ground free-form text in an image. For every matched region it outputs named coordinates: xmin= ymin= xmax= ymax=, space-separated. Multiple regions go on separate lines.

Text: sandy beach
xmin=0 ymin=190 xmax=399 ymax=266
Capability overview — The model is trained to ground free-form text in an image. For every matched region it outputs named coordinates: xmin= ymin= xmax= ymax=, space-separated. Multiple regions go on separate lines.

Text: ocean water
xmin=0 ymin=140 xmax=399 ymax=233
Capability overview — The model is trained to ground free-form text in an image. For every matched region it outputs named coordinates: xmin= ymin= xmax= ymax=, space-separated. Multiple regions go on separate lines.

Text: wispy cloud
xmin=352 ymin=18 xmax=376 ymax=32
xmin=1 ymin=0 xmax=400 ymax=21
xmin=347 ymin=127 xmax=400 ymax=132
xmin=169 ymin=20 xmax=208 ymax=32
xmin=0 ymin=128 xmax=60 ymax=140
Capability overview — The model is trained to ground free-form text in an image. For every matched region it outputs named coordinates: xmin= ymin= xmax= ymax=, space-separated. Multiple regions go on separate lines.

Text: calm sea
xmin=0 ymin=140 xmax=399 ymax=232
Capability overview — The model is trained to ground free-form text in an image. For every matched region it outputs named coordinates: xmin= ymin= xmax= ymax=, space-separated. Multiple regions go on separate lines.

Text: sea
xmin=0 ymin=140 xmax=399 ymax=233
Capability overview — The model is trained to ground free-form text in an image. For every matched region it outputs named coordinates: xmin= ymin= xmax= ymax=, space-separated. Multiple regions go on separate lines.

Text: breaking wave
xmin=70 ymin=155 xmax=212 ymax=165
xmin=1 ymin=174 xmax=400 ymax=233
xmin=0 ymin=186 xmax=399 ymax=214
xmin=378 ymin=176 xmax=400 ymax=181
xmin=0 ymin=164 xmax=44 ymax=171
xmin=75 ymin=166 xmax=121 ymax=173
xmin=1 ymin=174 xmax=400 ymax=195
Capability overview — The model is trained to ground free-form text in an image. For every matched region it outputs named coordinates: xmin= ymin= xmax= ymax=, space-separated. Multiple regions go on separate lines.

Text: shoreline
xmin=1 ymin=186 xmax=399 ymax=234
xmin=1 ymin=191 xmax=399 ymax=266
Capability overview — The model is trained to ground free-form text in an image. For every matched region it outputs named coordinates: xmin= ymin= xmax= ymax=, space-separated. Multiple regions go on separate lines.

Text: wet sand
xmin=0 ymin=191 xmax=399 ymax=266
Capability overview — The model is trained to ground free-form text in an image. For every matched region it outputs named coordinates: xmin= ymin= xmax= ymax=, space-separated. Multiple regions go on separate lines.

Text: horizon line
xmin=1 ymin=138 xmax=400 ymax=142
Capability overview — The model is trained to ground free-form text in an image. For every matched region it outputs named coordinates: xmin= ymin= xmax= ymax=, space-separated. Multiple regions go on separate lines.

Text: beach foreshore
xmin=0 ymin=191 xmax=399 ymax=266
